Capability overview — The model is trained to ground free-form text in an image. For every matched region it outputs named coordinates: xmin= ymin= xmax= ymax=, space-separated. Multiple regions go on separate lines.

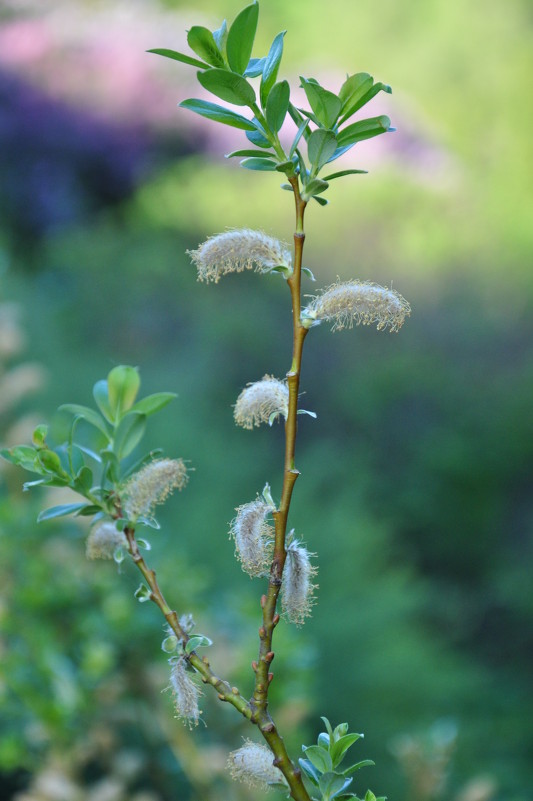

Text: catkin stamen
xmin=230 ymin=498 xmax=275 ymax=577
xmin=188 ymin=229 xmax=292 ymax=283
xmin=305 ymin=279 xmax=410 ymax=332
xmin=234 ymin=375 xmax=289 ymax=429
xmin=123 ymin=458 xmax=188 ymax=520
xmin=228 ymin=740 xmax=288 ymax=789
xmin=86 ymin=522 xmax=127 ymax=560
xmin=281 ymin=540 xmax=318 ymax=625
xmin=168 ymin=657 xmax=201 ymax=727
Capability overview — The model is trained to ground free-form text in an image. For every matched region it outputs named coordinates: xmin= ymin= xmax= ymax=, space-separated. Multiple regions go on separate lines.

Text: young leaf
xmin=312 ymin=195 xmax=329 ymax=206
xmin=240 ymin=157 xmax=278 ymax=171
xmin=300 ymin=77 xmax=342 ymax=129
xmin=113 ymin=413 xmax=147 ymax=460
xmin=60 ymin=404 xmax=110 ymax=438
xmin=187 ymin=26 xmax=225 ymax=67
xmin=307 ymin=129 xmax=338 ymax=171
xmin=245 ymin=126 xmax=272 ymax=148
xmin=330 ymin=733 xmax=364 ymax=768
xmin=179 ymin=99 xmax=256 ymax=131
xmin=301 ymin=177 xmax=329 ymax=201
xmin=107 ymin=366 xmax=140 ymax=419
xmin=244 ymin=56 xmax=266 ymax=78
xmin=225 ymin=148 xmax=276 ymax=158
xmin=339 ymin=72 xmax=373 ymax=105
xmin=93 ymin=379 xmax=114 ymax=423
xmin=37 ymin=503 xmax=89 ymax=522
xmin=321 ymin=718 xmax=334 ymax=738
xmin=337 ymin=115 xmax=391 ymax=148
xmin=340 ymin=82 xmax=392 ymax=124
xmin=197 ymin=68 xmax=256 ymax=106
xmin=146 ymin=48 xmax=210 ymax=70
xmin=226 ymin=2 xmax=259 ymax=75
xmin=212 ymin=19 xmax=228 ymax=59
xmin=289 ymin=117 xmax=310 ymax=157
xmin=266 ymin=79 xmax=290 ymax=132
xmin=322 ymin=169 xmax=368 ymax=181
xmin=299 ymin=758 xmax=321 ymax=786
xmin=72 ymin=465 xmax=93 ymax=495
xmin=129 ymin=392 xmax=177 ymax=416
xmin=303 ymin=745 xmax=333 ymax=773
xmin=260 ymin=31 xmax=285 ymax=108
xmin=342 ymin=760 xmax=375 ymax=777
xmin=319 ymin=772 xmax=351 ymax=801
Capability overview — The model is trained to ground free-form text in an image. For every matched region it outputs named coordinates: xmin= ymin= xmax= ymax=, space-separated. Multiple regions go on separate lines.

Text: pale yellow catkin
xmin=188 ymin=229 xmax=292 ymax=283
xmin=123 ymin=458 xmax=188 ymax=520
xmin=228 ymin=740 xmax=288 ymax=789
xmin=234 ymin=375 xmax=289 ymax=429
xmin=305 ymin=279 xmax=410 ymax=332
xmin=86 ymin=522 xmax=127 ymax=560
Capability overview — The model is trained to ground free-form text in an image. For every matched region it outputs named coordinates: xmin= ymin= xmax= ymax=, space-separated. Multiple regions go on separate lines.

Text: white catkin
xmin=123 ymin=458 xmax=188 ymax=520
xmin=228 ymin=740 xmax=288 ymax=789
xmin=230 ymin=498 xmax=274 ymax=577
xmin=281 ymin=541 xmax=318 ymax=625
xmin=305 ymin=279 xmax=411 ymax=332
xmin=169 ymin=657 xmax=201 ymax=726
xmin=234 ymin=375 xmax=289 ymax=429
xmin=188 ymin=229 xmax=292 ymax=283
xmin=86 ymin=522 xmax=127 ymax=560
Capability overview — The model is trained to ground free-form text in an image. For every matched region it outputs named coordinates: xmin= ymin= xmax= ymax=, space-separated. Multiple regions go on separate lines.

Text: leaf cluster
xmin=299 ymin=718 xmax=384 ymax=801
xmin=0 ymin=365 xmax=176 ymax=528
xmin=149 ymin=2 xmax=393 ymax=203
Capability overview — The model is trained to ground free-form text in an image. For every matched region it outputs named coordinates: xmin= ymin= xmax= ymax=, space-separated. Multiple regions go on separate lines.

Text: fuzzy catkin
xmin=188 ymin=229 xmax=292 ymax=283
xmin=281 ymin=541 xmax=317 ymax=625
xmin=234 ymin=375 xmax=289 ymax=429
xmin=228 ymin=740 xmax=288 ymax=789
xmin=230 ymin=499 xmax=274 ymax=577
xmin=123 ymin=458 xmax=188 ymax=520
xmin=305 ymin=279 xmax=410 ymax=332
xmin=86 ymin=522 xmax=127 ymax=560
xmin=169 ymin=657 xmax=201 ymax=726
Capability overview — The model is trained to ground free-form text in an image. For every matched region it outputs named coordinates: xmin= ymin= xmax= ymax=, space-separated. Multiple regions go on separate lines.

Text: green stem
xmin=124 ymin=526 xmax=311 ymax=801
xmin=248 ymin=176 xmax=311 ymax=801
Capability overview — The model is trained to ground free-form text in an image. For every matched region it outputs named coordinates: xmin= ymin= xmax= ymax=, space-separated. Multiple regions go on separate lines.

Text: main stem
xmin=248 ymin=176 xmax=310 ymax=800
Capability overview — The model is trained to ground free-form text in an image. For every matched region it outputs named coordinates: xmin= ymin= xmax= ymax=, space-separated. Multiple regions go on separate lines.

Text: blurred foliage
xmin=1 ymin=0 xmax=532 ymax=800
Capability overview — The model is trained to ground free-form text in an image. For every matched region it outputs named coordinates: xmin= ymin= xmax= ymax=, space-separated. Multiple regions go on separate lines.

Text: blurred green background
xmin=1 ymin=0 xmax=532 ymax=800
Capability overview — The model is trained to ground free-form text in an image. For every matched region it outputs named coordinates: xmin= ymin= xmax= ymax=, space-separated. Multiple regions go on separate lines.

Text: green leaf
xmin=330 ymin=734 xmax=364 ymax=768
xmin=240 ymin=157 xmax=278 ymax=171
xmin=312 ymin=195 xmax=329 ymax=206
xmin=146 ymin=48 xmax=210 ymax=70
xmin=185 ymin=634 xmax=213 ymax=653
xmin=318 ymin=733 xmax=330 ymax=748
xmin=197 ymin=68 xmax=256 ymax=106
xmin=301 ymin=177 xmax=329 ymax=201
xmin=187 ymin=26 xmax=225 ymax=67
xmin=37 ymin=449 xmax=68 ymax=477
xmin=113 ymin=413 xmax=147 ymax=460
xmin=342 ymin=760 xmax=375 ymax=777
xmin=244 ymin=56 xmax=266 ymax=78
xmin=339 ymin=72 xmax=373 ymax=105
xmin=129 ymin=392 xmax=177 ymax=416
xmin=60 ymin=404 xmax=110 ymax=438
xmin=212 ymin=20 xmax=228 ymax=59
xmin=37 ymin=503 xmax=89 ymax=522
xmin=299 ymin=758 xmax=320 ymax=786
xmin=225 ymin=148 xmax=276 ymax=158
xmin=134 ymin=583 xmax=152 ymax=603
xmin=245 ymin=125 xmax=272 ymax=148
xmin=333 ymin=723 xmax=350 ymax=741
xmin=275 ymin=159 xmax=296 ymax=173
xmin=289 ymin=117 xmax=310 ymax=157
xmin=340 ymin=81 xmax=392 ymax=124
xmin=337 ymin=116 xmax=391 ymax=148
xmin=319 ymin=773 xmax=351 ymax=801
xmin=1 ymin=445 xmax=38 ymax=469
xmin=107 ymin=366 xmax=140 ymax=419
xmin=162 ymin=635 xmax=179 ymax=653
xmin=93 ymin=379 xmax=114 ymax=423
xmin=76 ymin=504 xmax=102 ymax=517
xmin=300 ymin=77 xmax=342 ymax=128
xmin=179 ymin=98 xmax=256 ymax=131
xmin=266 ymin=79 xmax=290 ymax=132
xmin=303 ymin=745 xmax=333 ymax=773
xmin=32 ymin=424 xmax=48 ymax=448
xmin=226 ymin=2 xmax=259 ymax=74
xmin=260 ymin=31 xmax=285 ymax=108
xmin=72 ymin=465 xmax=93 ymax=495
xmin=322 ymin=169 xmax=368 ymax=181
xmin=365 ymin=791 xmax=377 ymax=801
xmin=308 ymin=129 xmax=338 ymax=171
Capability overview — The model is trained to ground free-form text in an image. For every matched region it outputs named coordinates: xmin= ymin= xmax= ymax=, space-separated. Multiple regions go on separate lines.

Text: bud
xmin=188 ymin=229 xmax=292 ymax=283
xmin=304 ymin=279 xmax=410 ymax=332
xmin=281 ymin=539 xmax=318 ymax=625
xmin=86 ymin=522 xmax=128 ymax=560
xmin=228 ymin=740 xmax=288 ymax=789
xmin=123 ymin=458 xmax=188 ymax=521
xmin=169 ymin=657 xmax=201 ymax=726
xmin=234 ymin=375 xmax=289 ymax=430
xmin=230 ymin=498 xmax=275 ymax=577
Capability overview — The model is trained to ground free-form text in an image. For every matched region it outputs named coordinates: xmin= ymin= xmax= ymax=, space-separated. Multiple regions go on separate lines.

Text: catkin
xmin=188 ymin=229 xmax=292 ymax=283
xmin=305 ymin=279 xmax=410 ymax=332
